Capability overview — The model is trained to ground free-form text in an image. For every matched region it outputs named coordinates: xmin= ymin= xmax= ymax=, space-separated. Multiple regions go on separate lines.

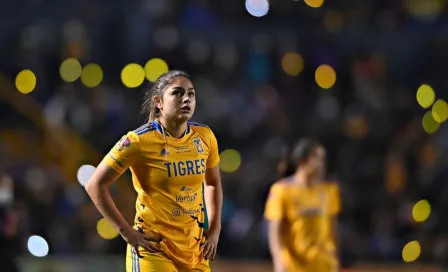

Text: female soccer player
xmin=86 ymin=70 xmax=223 ymax=272
xmin=264 ymin=138 xmax=340 ymax=272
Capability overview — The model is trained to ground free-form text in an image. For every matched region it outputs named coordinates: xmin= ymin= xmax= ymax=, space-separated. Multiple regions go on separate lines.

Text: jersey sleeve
xmin=104 ymin=131 xmax=141 ymax=174
xmin=327 ymin=183 xmax=341 ymax=216
xmin=206 ymin=129 xmax=220 ymax=169
xmin=264 ymin=183 xmax=287 ymax=220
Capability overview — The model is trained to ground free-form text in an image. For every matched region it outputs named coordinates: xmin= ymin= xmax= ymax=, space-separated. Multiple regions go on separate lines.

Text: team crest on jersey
xmin=192 ymin=136 xmax=204 ymax=154
xmin=116 ymin=136 xmax=131 ymax=151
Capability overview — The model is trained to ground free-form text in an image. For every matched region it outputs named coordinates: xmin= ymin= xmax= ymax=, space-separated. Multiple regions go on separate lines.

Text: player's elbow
xmin=85 ymin=173 xmax=104 ymax=196
xmin=85 ymin=176 xmax=99 ymax=195
xmin=85 ymin=162 xmax=120 ymax=194
xmin=85 ymin=174 xmax=108 ymax=195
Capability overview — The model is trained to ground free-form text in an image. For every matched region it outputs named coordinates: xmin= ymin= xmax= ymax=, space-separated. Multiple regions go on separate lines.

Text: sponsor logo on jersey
xmin=108 ymin=154 xmax=123 ymax=167
xmin=180 ymin=186 xmax=193 ymax=192
xmin=176 ymin=192 xmax=198 ymax=203
xmin=171 ymin=208 xmax=201 ymax=217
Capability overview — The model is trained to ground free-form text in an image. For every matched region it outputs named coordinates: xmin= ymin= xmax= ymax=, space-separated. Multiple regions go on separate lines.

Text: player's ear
xmin=153 ymin=95 xmax=162 ymax=110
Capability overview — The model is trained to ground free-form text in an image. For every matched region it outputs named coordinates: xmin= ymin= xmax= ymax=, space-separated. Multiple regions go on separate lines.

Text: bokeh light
xmin=245 ymin=0 xmax=270 ymax=17
xmin=345 ymin=115 xmax=369 ymax=139
xmin=402 ymin=241 xmax=421 ymax=263
xmin=422 ymin=110 xmax=440 ymax=134
xmin=96 ymin=218 xmax=119 ymax=240
xmin=15 ymin=69 xmax=37 ymax=94
xmin=121 ymin=63 xmax=145 ymax=88
xmin=416 ymin=84 xmax=435 ymax=109
xmin=431 ymin=99 xmax=448 ymax=123
xmin=315 ymin=64 xmax=336 ymax=89
xmin=81 ymin=63 xmax=103 ymax=88
xmin=219 ymin=149 xmax=242 ymax=173
xmin=404 ymin=0 xmax=445 ymax=22
xmin=77 ymin=165 xmax=96 ymax=186
xmin=27 ymin=235 xmax=49 ymax=257
xmin=412 ymin=199 xmax=431 ymax=223
xmin=60 ymin=58 xmax=82 ymax=83
xmin=305 ymin=0 xmax=324 ymax=8
xmin=282 ymin=52 xmax=304 ymax=76
xmin=145 ymin=58 xmax=169 ymax=82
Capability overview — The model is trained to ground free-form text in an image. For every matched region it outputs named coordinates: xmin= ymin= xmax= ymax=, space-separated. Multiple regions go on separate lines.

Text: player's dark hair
xmin=142 ymin=70 xmax=191 ymax=121
xmin=279 ymin=138 xmax=321 ymax=178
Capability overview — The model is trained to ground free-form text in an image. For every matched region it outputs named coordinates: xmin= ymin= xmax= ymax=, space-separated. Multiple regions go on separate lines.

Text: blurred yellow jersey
xmin=264 ymin=178 xmax=341 ymax=272
xmin=105 ymin=120 xmax=220 ymax=269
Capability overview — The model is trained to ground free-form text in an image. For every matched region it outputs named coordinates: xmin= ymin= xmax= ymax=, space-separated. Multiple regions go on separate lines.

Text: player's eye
xmin=188 ymin=92 xmax=195 ymax=97
xmin=172 ymin=90 xmax=183 ymax=96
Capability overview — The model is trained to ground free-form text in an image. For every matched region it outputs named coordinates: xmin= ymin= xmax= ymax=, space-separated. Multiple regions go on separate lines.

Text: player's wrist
xmin=118 ymin=224 xmax=134 ymax=236
xmin=208 ymin=223 xmax=221 ymax=233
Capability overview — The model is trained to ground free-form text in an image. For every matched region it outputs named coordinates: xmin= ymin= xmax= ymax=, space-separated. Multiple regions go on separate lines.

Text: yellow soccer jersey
xmin=264 ymin=178 xmax=340 ymax=272
xmin=104 ymin=120 xmax=220 ymax=269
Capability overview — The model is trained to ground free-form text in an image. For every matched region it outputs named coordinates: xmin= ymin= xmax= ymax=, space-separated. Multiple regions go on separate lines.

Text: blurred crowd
xmin=1 ymin=0 xmax=448 ymax=268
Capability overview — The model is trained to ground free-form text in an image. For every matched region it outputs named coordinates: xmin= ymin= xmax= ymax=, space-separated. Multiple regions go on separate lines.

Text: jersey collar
xmin=152 ymin=120 xmax=191 ymax=138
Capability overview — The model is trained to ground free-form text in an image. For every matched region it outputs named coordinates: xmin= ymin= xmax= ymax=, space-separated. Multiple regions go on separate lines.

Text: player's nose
xmin=182 ymin=95 xmax=191 ymax=103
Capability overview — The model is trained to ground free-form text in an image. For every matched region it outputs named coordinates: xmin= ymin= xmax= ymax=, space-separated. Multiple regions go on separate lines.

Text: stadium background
xmin=0 ymin=0 xmax=447 ymax=271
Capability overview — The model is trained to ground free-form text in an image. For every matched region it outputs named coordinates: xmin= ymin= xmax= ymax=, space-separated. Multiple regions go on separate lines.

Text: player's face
xmin=307 ymin=146 xmax=326 ymax=179
xmin=161 ymin=76 xmax=196 ymax=122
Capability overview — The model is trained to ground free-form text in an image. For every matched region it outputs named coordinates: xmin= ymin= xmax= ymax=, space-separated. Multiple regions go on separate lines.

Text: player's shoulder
xmin=321 ymin=180 xmax=340 ymax=192
xmin=270 ymin=177 xmax=295 ymax=191
xmin=188 ymin=120 xmax=213 ymax=135
xmin=125 ymin=122 xmax=158 ymax=142
xmin=133 ymin=122 xmax=157 ymax=136
xmin=188 ymin=120 xmax=211 ymax=130
xmin=266 ymin=178 xmax=293 ymax=201
xmin=116 ymin=123 xmax=157 ymax=144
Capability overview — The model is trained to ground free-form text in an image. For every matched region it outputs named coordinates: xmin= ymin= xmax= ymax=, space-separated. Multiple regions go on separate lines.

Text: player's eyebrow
xmin=172 ymin=86 xmax=195 ymax=91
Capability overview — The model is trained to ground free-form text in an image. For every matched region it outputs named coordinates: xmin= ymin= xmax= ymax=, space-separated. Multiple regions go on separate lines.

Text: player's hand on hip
xmin=201 ymin=228 xmax=220 ymax=261
xmin=120 ymin=227 xmax=162 ymax=257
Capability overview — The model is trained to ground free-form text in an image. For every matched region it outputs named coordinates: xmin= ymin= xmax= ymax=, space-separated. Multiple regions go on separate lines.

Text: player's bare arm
xmin=85 ymin=161 xmax=161 ymax=257
xmin=268 ymin=219 xmax=287 ymax=272
xmin=202 ymin=165 xmax=223 ymax=261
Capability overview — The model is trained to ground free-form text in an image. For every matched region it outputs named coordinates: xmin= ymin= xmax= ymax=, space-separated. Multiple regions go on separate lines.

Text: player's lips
xmin=180 ymin=105 xmax=191 ymax=112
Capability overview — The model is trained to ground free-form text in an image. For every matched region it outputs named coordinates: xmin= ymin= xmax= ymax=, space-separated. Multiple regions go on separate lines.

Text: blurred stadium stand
xmin=1 ymin=0 xmax=448 ymax=271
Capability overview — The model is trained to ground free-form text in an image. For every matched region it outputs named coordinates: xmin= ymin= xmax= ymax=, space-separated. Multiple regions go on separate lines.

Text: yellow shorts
xmin=126 ymin=245 xmax=210 ymax=272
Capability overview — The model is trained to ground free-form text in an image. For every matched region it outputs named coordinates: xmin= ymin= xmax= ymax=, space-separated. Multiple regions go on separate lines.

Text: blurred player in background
xmin=265 ymin=138 xmax=340 ymax=272
xmin=86 ymin=70 xmax=223 ymax=272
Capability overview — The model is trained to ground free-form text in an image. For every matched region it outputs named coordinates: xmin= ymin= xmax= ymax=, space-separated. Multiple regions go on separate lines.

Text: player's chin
xmin=176 ymin=112 xmax=193 ymax=122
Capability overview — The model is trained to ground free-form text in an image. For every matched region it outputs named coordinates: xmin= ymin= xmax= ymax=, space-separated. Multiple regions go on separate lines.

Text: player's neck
xmin=293 ymin=171 xmax=318 ymax=187
xmin=158 ymin=118 xmax=188 ymax=138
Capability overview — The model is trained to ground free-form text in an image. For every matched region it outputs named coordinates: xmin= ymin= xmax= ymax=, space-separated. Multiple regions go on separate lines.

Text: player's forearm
xmin=269 ymin=237 xmax=286 ymax=272
xmin=86 ymin=182 xmax=132 ymax=233
xmin=204 ymin=183 xmax=222 ymax=231
xmin=268 ymin=221 xmax=286 ymax=272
